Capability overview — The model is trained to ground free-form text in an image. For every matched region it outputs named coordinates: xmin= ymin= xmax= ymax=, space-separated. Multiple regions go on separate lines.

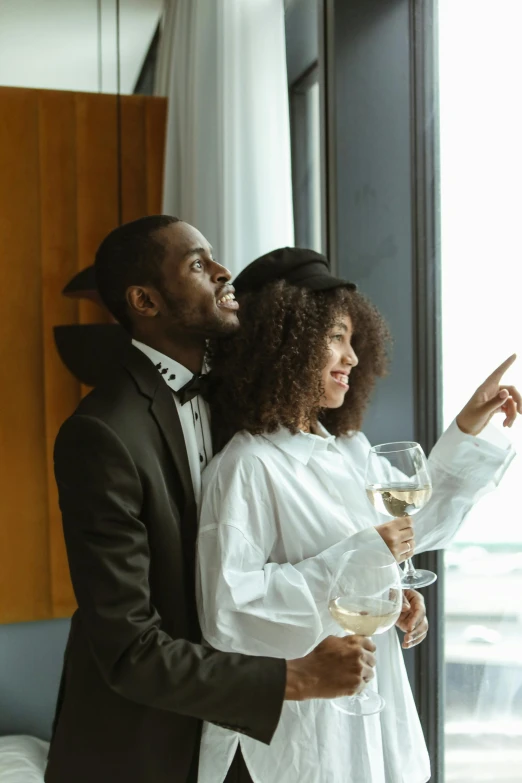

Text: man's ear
xmin=126 ymin=285 xmax=161 ymax=319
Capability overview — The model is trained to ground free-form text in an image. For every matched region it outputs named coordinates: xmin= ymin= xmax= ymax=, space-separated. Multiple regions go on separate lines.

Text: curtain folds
xmin=158 ymin=0 xmax=294 ymax=276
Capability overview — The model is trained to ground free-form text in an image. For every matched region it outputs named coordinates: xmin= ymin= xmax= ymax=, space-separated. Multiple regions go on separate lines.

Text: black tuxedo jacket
xmin=45 ymin=347 xmax=285 ymax=783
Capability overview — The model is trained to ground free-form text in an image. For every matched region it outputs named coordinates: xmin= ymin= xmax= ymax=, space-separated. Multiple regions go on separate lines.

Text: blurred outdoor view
xmin=439 ymin=2 xmax=522 ymax=781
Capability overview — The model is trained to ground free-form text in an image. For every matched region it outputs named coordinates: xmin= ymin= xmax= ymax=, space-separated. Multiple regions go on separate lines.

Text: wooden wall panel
xmin=121 ymin=95 xmax=148 ymax=222
xmin=75 ymin=93 xmax=119 ymax=327
xmin=0 ymin=88 xmax=52 ymax=622
xmin=0 ymin=88 xmax=167 ymax=623
xmin=146 ymin=98 xmax=167 ymax=215
xmin=38 ymin=90 xmax=81 ymax=617
xmin=75 ymin=93 xmax=119 ymax=398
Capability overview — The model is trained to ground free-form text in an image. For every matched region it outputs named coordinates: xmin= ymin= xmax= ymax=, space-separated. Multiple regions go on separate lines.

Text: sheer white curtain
xmin=157 ymin=0 xmax=294 ymax=277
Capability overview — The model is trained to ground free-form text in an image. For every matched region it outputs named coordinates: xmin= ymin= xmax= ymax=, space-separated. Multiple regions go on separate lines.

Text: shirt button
xmin=200 ymin=454 xmax=204 ymax=463
xmin=195 ymin=412 xmax=199 ymax=421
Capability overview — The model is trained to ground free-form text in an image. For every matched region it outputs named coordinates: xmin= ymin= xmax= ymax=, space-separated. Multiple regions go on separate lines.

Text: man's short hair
xmin=94 ymin=215 xmax=181 ymax=332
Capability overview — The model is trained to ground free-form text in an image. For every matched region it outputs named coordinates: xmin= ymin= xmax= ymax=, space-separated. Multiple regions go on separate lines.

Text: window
xmin=0 ymin=0 xmax=162 ymax=94
xmin=290 ymin=66 xmax=324 ymax=253
xmin=439 ymin=2 xmax=522 ymax=781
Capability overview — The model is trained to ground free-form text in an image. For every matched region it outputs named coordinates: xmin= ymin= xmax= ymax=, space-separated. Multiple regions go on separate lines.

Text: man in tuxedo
xmin=45 ymin=216 xmax=390 ymax=783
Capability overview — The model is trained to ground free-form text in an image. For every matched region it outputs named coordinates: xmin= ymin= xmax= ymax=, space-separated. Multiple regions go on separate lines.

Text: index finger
xmin=405 ymin=604 xmax=426 ymax=628
xmin=396 ymin=515 xmax=413 ymax=530
xmin=403 ymin=588 xmax=425 ymax=603
xmin=485 ymin=353 xmax=517 ymax=384
xmin=403 ymin=588 xmax=425 ymax=607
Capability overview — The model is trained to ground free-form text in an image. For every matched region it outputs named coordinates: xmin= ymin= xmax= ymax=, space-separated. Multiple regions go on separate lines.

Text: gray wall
xmin=0 ymin=619 xmax=70 ymax=740
xmin=332 ymin=0 xmax=415 ymax=446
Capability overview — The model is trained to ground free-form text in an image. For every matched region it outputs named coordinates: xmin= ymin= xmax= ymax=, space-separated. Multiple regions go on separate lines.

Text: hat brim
xmin=300 ymin=274 xmax=357 ymax=292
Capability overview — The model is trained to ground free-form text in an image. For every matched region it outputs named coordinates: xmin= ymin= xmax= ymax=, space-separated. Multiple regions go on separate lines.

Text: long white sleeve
xmin=346 ymin=420 xmax=514 ymax=554
xmin=197 ymin=452 xmax=389 ymax=659
xmin=414 ymin=420 xmax=514 ymax=552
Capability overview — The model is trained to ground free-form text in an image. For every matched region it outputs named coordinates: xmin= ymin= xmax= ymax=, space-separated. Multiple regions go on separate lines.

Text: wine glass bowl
xmin=365 ymin=442 xmax=437 ymax=588
xmin=328 ymin=549 xmax=403 ymax=716
xmin=366 ymin=483 xmax=432 ymax=518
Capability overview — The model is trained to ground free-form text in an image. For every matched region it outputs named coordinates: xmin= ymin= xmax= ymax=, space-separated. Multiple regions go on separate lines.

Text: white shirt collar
xmin=261 ymin=425 xmax=338 ymax=465
xmin=313 ymin=420 xmax=336 ymax=440
xmin=132 ymin=339 xmax=193 ymax=393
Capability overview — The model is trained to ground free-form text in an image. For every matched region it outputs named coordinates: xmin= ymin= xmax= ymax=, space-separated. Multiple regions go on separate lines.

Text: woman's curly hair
xmin=208 ymin=280 xmax=391 ymax=447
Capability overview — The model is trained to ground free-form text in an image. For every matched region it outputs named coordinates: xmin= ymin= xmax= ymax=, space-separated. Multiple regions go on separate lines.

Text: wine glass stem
xmin=346 ymin=635 xmax=372 ymax=704
xmin=403 ymin=557 xmax=417 ymax=577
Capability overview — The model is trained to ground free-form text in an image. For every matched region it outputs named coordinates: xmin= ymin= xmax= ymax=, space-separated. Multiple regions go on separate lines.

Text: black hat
xmin=233 ymin=247 xmax=356 ymax=295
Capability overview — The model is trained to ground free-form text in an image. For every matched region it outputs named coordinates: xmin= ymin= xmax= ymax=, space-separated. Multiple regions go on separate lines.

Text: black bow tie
xmin=176 ymin=373 xmax=210 ymax=405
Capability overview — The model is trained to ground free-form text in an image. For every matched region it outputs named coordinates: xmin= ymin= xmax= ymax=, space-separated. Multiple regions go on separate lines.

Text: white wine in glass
xmin=329 ymin=597 xmax=401 ymax=636
xmin=365 ymin=441 xmax=437 ymax=588
xmin=366 ymin=483 xmax=432 ymax=518
xmin=328 ymin=549 xmax=402 ymax=716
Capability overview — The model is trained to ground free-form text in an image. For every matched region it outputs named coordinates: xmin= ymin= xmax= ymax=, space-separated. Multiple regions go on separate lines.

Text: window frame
xmin=410 ymin=2 xmax=444 ymax=780
xmin=289 ymin=61 xmax=325 ymax=251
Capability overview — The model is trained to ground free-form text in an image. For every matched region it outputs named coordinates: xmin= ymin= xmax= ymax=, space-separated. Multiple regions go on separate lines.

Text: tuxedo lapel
xmin=150 ymin=383 xmax=195 ymax=510
xmin=124 ymin=347 xmax=200 ymax=641
xmin=124 ymin=347 xmax=194 ymax=511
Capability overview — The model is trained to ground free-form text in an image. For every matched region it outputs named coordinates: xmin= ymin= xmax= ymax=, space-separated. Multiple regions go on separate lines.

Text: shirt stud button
xmin=200 ymin=454 xmax=204 ymax=463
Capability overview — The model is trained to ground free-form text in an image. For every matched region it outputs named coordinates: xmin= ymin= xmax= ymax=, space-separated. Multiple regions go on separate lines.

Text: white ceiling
xmin=0 ymin=0 xmax=163 ymax=95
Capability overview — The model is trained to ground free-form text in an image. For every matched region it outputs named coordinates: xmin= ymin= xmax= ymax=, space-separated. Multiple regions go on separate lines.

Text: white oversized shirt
xmin=196 ymin=420 xmax=514 ymax=783
xmin=131 ymin=339 xmax=212 ymax=502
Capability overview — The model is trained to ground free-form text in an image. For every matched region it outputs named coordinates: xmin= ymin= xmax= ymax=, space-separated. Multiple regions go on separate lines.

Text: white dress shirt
xmin=132 ymin=340 xmax=212 ymax=502
xmin=196 ymin=420 xmax=514 ymax=783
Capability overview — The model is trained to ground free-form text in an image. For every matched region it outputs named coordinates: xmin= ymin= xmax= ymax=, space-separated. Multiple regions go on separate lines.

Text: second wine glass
xmin=365 ymin=441 xmax=437 ymax=588
xmin=328 ymin=548 xmax=403 ymax=716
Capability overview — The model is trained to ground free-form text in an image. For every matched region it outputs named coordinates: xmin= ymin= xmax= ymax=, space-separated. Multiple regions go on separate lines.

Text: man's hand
xmin=375 ymin=516 xmax=415 ymax=563
xmin=285 ymin=635 xmax=376 ymax=701
xmin=396 ymin=589 xmax=428 ymax=649
xmin=456 ymin=354 xmax=521 ymax=436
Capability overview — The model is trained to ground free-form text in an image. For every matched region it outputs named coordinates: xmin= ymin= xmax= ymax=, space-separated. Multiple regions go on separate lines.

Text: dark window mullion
xmin=410 ymin=1 xmax=444 ymax=781
xmin=290 ymin=63 xmax=324 ymax=251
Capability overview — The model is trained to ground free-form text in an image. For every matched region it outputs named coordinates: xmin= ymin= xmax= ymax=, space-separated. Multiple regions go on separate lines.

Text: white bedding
xmin=0 ymin=736 xmax=48 ymax=782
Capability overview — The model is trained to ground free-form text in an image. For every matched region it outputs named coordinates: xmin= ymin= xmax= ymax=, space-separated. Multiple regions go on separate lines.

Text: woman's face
xmin=320 ymin=314 xmax=359 ymax=409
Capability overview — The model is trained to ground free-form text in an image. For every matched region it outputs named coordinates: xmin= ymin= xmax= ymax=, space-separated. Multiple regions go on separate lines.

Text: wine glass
xmin=328 ymin=549 xmax=402 ymax=716
xmin=365 ymin=441 xmax=437 ymax=588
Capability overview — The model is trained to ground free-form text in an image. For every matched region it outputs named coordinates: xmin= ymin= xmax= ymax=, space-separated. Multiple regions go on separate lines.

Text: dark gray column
xmin=324 ymin=2 xmax=443 ymax=779
xmin=329 ymin=0 xmax=416 ymax=445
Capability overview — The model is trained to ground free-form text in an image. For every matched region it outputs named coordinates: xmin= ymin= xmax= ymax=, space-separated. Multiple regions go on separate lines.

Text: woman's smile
xmin=330 ymin=371 xmax=350 ymax=390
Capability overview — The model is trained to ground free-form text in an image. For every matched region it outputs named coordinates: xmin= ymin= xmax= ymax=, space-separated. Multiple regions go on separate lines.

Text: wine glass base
xmin=401 ymin=569 xmax=437 ymax=588
xmin=332 ymin=689 xmax=385 ymax=716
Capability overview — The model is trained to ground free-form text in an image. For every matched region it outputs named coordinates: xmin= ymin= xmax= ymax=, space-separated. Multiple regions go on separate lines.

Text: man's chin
xmin=212 ymin=312 xmax=240 ymax=336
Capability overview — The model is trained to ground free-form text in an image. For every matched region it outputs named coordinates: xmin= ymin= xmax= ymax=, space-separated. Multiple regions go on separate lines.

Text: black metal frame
xmin=409 ymin=2 xmax=444 ymax=780
xmin=318 ymin=0 xmax=337 ymax=270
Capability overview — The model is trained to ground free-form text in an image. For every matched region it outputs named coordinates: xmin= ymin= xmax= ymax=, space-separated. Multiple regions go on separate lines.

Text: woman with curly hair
xmin=196 ymin=248 xmax=517 ymax=783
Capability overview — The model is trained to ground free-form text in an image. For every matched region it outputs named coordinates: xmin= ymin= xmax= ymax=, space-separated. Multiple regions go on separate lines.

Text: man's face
xmin=151 ymin=222 xmax=239 ymax=338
